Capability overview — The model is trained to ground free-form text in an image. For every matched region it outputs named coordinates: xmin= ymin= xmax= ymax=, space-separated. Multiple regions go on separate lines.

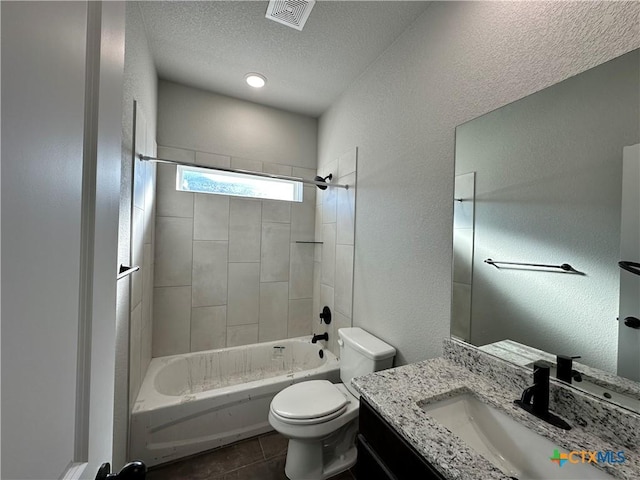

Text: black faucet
xmin=514 ymin=360 xmax=571 ymax=430
xmin=311 ymin=332 xmax=328 ymax=343
xmin=556 ymin=355 xmax=582 ymax=384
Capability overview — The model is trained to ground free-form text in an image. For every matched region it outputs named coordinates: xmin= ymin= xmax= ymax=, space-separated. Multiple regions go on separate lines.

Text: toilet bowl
xmin=269 ymin=380 xmax=359 ymax=479
xmin=268 ymin=328 xmax=396 ymax=480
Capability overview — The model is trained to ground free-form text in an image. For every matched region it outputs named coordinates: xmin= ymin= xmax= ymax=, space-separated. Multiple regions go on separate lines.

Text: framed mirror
xmin=451 ymin=49 xmax=640 ymax=411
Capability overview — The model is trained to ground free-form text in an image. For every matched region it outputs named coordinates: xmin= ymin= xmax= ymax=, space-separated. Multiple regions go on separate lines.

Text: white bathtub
xmin=130 ymin=336 xmax=340 ymax=466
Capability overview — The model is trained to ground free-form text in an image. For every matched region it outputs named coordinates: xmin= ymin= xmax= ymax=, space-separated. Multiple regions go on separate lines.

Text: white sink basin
xmin=420 ymin=393 xmax=614 ymax=480
xmin=524 ymin=362 xmax=640 ymax=412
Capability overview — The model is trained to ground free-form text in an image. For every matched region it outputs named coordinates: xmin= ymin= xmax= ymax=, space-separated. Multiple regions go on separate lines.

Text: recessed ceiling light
xmin=245 ymin=73 xmax=267 ymax=88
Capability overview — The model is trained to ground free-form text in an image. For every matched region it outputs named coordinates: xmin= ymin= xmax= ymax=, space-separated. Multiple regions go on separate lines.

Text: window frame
xmin=176 ymin=164 xmax=304 ymax=202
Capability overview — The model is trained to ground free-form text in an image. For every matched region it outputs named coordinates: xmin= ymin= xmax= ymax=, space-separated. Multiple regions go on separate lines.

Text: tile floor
xmin=146 ymin=431 xmax=355 ymax=480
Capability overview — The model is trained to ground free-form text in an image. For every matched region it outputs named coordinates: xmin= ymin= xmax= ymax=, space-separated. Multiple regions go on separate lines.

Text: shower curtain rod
xmin=138 ymin=155 xmax=349 ymax=190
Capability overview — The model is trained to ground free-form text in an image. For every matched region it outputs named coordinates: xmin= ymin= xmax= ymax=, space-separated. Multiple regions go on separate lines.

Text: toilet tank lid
xmin=338 ymin=327 xmax=396 ymax=360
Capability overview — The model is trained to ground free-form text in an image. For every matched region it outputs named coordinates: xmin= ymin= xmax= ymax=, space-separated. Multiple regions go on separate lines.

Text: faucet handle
xmin=556 ymin=355 xmax=580 ymax=384
xmin=319 ymin=306 xmax=332 ymax=324
xmin=533 ymin=360 xmax=551 ymax=380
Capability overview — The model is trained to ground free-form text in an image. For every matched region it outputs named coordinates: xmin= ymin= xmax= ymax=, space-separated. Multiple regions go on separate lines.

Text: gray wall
xmin=317 ymin=1 xmax=640 ymax=365
xmin=153 ymin=82 xmax=318 ymax=356
xmin=158 ymin=80 xmax=317 ymax=168
xmin=2 ymin=2 xmax=125 ymax=477
xmin=456 ymin=51 xmax=639 ymax=373
xmin=114 ymin=1 xmax=158 ymax=468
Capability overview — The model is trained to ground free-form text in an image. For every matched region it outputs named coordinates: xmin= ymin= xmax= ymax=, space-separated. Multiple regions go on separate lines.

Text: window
xmin=176 ymin=165 xmax=303 ymax=202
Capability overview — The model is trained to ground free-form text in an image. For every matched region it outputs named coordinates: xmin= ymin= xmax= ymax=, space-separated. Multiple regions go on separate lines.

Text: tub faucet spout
xmin=312 ymin=333 xmax=328 ymax=343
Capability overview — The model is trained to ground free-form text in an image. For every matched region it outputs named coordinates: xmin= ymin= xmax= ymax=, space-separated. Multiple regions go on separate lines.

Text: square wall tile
xmin=227 ymin=324 xmax=259 ymax=347
xmin=314 ymin=203 xmax=323 ymax=242
xmin=194 ymin=194 xmax=229 ymax=241
xmin=321 ymin=185 xmax=337 ymax=224
xmin=263 ymin=163 xmax=292 ymax=176
xmin=154 ymin=216 xmax=193 ymax=287
xmin=158 ymin=146 xmax=196 ymax=164
xmin=229 ymin=199 xmax=262 ymax=262
xmin=292 ymin=167 xmax=317 ymax=183
xmin=260 ymin=223 xmax=291 ymax=282
xmin=288 ymin=298 xmax=312 ymax=338
xmin=318 ymin=159 xmax=338 ymax=185
xmin=133 ymin=107 xmax=147 ymax=210
xmin=140 ymin=324 xmax=152 ymax=385
xmin=133 ymin=155 xmax=146 ymax=211
xmin=156 ymin=147 xmax=195 ymax=218
xmin=196 ymin=151 xmax=231 ymax=168
xmin=191 ymin=306 xmax=227 ymax=352
xmin=319 ymin=284 xmax=334 ymax=322
xmin=131 ymin=206 xmax=144 ymax=307
xmin=333 ymin=310 xmax=352 ymax=334
xmin=291 ymin=186 xmax=316 ymax=242
xmin=336 ymin=172 xmax=356 ymax=246
xmin=321 ymin=223 xmax=336 ymax=287
xmin=289 ymin=243 xmax=314 ymax=300
xmin=312 ymin=262 xmax=321 ymax=331
xmin=143 ymin=162 xmax=156 ymax=245
xmin=338 ymin=148 xmax=357 ymax=178
xmin=153 ymin=286 xmax=191 ymax=357
xmin=259 ymin=282 xmax=289 ymax=342
xmin=129 ymin=302 xmax=142 ymax=406
xmin=231 ymin=157 xmax=262 ymax=172
xmin=192 ymin=241 xmax=228 ymax=307
xmin=262 ymin=200 xmax=291 ymax=224
xmin=227 ymin=263 xmax=260 ymax=325
xmin=142 ymin=244 xmax=152 ymax=332
xmin=334 ymin=245 xmax=354 ymax=317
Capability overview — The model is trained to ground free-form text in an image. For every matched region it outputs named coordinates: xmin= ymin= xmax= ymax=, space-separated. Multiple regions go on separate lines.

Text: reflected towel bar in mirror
xmin=618 ymin=261 xmax=640 ymax=277
xmin=484 ymin=259 xmax=582 ymax=274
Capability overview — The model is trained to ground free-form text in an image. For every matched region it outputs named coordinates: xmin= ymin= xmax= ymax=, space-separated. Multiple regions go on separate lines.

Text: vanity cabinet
xmin=355 ymin=398 xmax=446 ymax=480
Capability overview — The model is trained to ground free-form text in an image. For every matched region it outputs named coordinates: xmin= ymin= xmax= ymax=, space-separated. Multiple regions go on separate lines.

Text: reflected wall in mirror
xmin=452 ymin=50 xmax=639 ymax=388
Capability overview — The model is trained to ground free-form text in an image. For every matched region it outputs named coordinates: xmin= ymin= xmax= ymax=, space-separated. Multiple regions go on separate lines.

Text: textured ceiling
xmin=138 ymin=1 xmax=431 ymax=117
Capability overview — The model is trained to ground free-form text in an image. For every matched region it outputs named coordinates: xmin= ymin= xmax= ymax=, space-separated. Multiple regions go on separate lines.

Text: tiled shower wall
xmin=128 ymin=105 xmax=156 ymax=407
xmin=152 ymin=146 xmax=317 ymax=357
xmin=313 ymin=148 xmax=357 ymax=356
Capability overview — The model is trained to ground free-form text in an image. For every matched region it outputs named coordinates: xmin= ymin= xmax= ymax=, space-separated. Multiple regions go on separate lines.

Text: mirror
xmin=451 ymin=49 xmax=640 ymax=409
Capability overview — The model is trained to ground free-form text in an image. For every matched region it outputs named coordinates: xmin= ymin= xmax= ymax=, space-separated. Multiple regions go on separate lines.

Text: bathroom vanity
xmin=356 ymin=398 xmax=445 ymax=479
xmin=352 ymin=339 xmax=640 ymax=480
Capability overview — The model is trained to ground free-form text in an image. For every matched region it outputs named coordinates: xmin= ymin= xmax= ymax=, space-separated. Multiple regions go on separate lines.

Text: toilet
xmin=268 ymin=327 xmax=396 ymax=480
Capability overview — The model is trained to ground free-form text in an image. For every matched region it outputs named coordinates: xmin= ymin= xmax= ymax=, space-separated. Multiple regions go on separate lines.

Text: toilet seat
xmin=270 ymin=380 xmax=348 ymax=425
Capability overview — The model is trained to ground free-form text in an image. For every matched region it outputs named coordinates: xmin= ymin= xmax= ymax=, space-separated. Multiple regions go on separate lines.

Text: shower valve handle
xmin=319 ymin=306 xmax=332 ymax=324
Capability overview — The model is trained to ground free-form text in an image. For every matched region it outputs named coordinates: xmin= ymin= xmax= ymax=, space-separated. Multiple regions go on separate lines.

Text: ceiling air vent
xmin=265 ymin=0 xmax=316 ymax=31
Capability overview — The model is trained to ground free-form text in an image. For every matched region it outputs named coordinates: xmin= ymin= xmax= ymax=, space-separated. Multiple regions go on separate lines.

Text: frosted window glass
xmin=176 ymin=165 xmax=303 ymax=202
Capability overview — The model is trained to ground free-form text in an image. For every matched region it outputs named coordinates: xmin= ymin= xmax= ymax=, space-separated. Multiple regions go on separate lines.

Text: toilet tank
xmin=338 ymin=327 xmax=396 ymax=397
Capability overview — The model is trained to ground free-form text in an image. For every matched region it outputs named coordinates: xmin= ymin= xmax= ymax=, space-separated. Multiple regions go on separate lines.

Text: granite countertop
xmin=352 ymin=357 xmax=640 ymax=480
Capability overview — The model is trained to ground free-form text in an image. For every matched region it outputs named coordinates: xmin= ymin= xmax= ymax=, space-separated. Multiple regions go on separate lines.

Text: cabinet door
xmin=358 ymin=398 xmax=446 ymax=480
xmin=355 ymin=435 xmax=398 ymax=480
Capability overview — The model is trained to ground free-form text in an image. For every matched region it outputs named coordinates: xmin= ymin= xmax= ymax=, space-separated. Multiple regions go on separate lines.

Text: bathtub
xmin=130 ymin=336 xmax=340 ymax=466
